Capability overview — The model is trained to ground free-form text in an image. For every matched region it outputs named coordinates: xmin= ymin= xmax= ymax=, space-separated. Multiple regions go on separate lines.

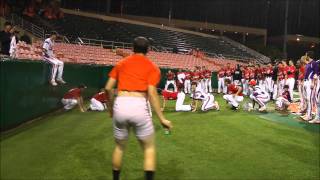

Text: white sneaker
xmin=50 ymin=80 xmax=57 ymax=86
xmin=56 ymin=79 xmax=66 ymax=84
xmin=309 ymin=119 xmax=320 ymax=124
xmin=259 ymin=106 xmax=266 ymax=112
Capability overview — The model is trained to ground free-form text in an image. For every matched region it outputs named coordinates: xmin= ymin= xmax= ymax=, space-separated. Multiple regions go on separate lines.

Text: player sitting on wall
xmin=61 ymin=84 xmax=87 ymax=112
xmin=88 ymin=89 xmax=108 ymax=111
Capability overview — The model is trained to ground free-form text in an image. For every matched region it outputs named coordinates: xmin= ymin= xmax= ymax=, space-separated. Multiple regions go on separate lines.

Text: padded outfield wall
xmin=0 ymin=59 xmax=217 ymax=131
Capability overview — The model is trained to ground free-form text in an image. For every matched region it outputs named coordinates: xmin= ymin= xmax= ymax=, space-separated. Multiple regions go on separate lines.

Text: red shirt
xmin=218 ymin=69 xmax=225 ymax=78
xmin=225 ymin=68 xmax=233 ymax=77
xmin=249 ymin=69 xmax=255 ymax=79
xmin=265 ymin=67 xmax=273 ymax=76
xmin=63 ymin=88 xmax=81 ymax=99
xmin=93 ymin=92 xmax=107 ymax=103
xmin=227 ymin=84 xmax=243 ymax=96
xmin=287 ymin=65 xmax=296 ymax=79
xmin=167 ymin=72 xmax=175 ymax=80
xmin=256 ymin=68 xmax=264 ymax=80
xmin=162 ymin=90 xmax=178 ymax=100
xmin=298 ymin=66 xmax=305 ymax=80
xmin=278 ymin=67 xmax=284 ymax=80
xmin=191 ymin=72 xmax=200 ymax=83
xmin=185 ymin=72 xmax=191 ymax=80
xmin=244 ymin=69 xmax=250 ymax=79
xmin=204 ymin=70 xmax=211 ymax=78
xmin=109 ymin=54 xmax=160 ymax=91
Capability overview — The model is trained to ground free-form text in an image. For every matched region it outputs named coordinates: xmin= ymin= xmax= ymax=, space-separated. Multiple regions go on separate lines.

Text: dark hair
xmin=50 ymin=31 xmax=58 ymax=36
xmin=133 ymin=36 xmax=150 ymax=54
xmin=284 ymin=85 xmax=289 ymax=89
xmin=78 ymin=84 xmax=87 ymax=89
xmin=224 ymin=78 xmax=231 ymax=84
xmin=307 ymin=51 xmax=314 ymax=59
xmin=4 ymin=22 xmax=12 ymax=27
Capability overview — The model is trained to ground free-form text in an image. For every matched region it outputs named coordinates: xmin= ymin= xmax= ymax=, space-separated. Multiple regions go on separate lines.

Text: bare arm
xmin=105 ymin=78 xmax=117 ymax=117
xmin=235 ymin=87 xmax=242 ymax=96
xmin=77 ymin=97 xmax=86 ymax=112
xmin=148 ymin=85 xmax=172 ymax=130
xmin=161 ymin=97 xmax=166 ymax=111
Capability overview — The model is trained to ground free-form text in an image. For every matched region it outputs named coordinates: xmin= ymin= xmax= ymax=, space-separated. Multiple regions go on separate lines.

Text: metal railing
xmin=7 ymin=14 xmax=45 ymax=39
xmin=221 ymin=36 xmax=270 ymax=63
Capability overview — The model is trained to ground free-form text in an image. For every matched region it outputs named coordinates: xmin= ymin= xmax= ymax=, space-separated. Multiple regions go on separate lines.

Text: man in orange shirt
xmin=105 ymin=37 xmax=172 ymax=180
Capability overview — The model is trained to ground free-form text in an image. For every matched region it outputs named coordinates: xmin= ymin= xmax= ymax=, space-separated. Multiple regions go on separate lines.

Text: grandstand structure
xmin=6 ymin=9 xmax=270 ymax=69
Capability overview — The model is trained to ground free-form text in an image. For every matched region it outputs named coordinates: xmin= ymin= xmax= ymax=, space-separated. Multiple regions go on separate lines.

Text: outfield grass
xmin=1 ymin=95 xmax=319 ymax=180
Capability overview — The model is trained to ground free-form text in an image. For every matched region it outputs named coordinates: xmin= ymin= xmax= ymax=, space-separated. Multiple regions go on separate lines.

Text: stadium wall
xmin=0 ymin=60 xmax=218 ymax=131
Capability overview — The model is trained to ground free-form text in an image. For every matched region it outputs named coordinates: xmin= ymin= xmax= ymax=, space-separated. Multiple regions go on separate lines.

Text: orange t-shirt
xmin=109 ymin=54 xmax=161 ymax=91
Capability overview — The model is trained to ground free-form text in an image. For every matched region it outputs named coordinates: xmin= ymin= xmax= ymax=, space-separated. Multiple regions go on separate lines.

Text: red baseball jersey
xmin=204 ymin=70 xmax=211 ymax=78
xmin=218 ymin=69 xmax=225 ymax=78
xmin=249 ymin=69 xmax=255 ymax=79
xmin=63 ymin=88 xmax=81 ymax=99
xmin=298 ymin=66 xmax=305 ymax=80
xmin=93 ymin=92 xmax=107 ymax=103
xmin=191 ymin=71 xmax=200 ymax=83
xmin=265 ymin=67 xmax=273 ymax=76
xmin=244 ymin=69 xmax=250 ymax=79
xmin=278 ymin=67 xmax=285 ymax=80
xmin=185 ymin=72 xmax=191 ymax=80
xmin=227 ymin=84 xmax=243 ymax=96
xmin=287 ymin=65 xmax=296 ymax=79
xmin=225 ymin=68 xmax=233 ymax=77
xmin=162 ymin=90 xmax=178 ymax=100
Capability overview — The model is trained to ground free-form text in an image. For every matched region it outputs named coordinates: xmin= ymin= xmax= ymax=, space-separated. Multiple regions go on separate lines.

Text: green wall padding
xmin=0 ymin=60 xmax=218 ymax=131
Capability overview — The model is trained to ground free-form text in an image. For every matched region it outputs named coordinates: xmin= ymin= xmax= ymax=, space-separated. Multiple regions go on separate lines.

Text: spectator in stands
xmin=61 ymin=84 xmax=87 ymax=112
xmin=0 ymin=22 xmax=12 ymax=55
xmin=43 ymin=31 xmax=66 ymax=86
xmin=9 ymin=27 xmax=19 ymax=58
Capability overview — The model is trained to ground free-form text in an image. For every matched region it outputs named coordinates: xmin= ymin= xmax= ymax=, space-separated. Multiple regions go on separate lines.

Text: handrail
xmin=7 ymin=14 xmax=45 ymax=39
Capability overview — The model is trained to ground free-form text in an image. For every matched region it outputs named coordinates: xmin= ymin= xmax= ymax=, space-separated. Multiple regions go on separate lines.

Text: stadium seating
xmin=15 ymin=41 xmax=242 ymax=71
xmin=25 ymin=14 xmax=256 ymax=60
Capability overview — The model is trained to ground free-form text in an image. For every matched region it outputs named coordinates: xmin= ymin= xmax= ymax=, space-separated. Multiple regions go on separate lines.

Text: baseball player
xmin=61 ymin=84 xmax=87 ymax=112
xmin=275 ymin=85 xmax=291 ymax=111
xmin=43 ymin=31 xmax=66 ymax=86
xmin=223 ymin=78 xmax=244 ymax=110
xmin=175 ymin=85 xmax=192 ymax=112
xmin=164 ymin=70 xmax=177 ymax=92
xmin=217 ymin=67 xmax=225 ymax=94
xmin=249 ymin=79 xmax=270 ymax=112
xmin=201 ymin=93 xmax=219 ymax=112
xmin=9 ymin=27 xmax=18 ymax=58
xmin=203 ymin=67 xmax=212 ymax=93
xmin=224 ymin=64 xmax=233 ymax=93
xmin=176 ymin=69 xmax=186 ymax=89
xmin=89 ymin=89 xmax=108 ymax=111
xmin=161 ymin=89 xmax=178 ymax=111
xmin=242 ymin=66 xmax=250 ymax=95
xmin=264 ymin=63 xmax=274 ymax=97
xmin=301 ymin=51 xmax=318 ymax=121
xmin=184 ymin=69 xmax=192 ymax=94
xmin=286 ymin=60 xmax=296 ymax=101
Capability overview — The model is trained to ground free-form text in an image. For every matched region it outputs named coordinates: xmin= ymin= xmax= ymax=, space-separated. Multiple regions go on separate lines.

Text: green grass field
xmin=1 ymin=95 xmax=319 ymax=180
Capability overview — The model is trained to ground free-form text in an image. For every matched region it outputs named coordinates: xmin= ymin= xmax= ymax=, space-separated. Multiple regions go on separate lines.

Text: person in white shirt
xmin=201 ymin=93 xmax=219 ymax=112
xmin=43 ymin=31 xmax=66 ymax=86
xmin=249 ymin=79 xmax=270 ymax=112
xmin=9 ymin=28 xmax=18 ymax=58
